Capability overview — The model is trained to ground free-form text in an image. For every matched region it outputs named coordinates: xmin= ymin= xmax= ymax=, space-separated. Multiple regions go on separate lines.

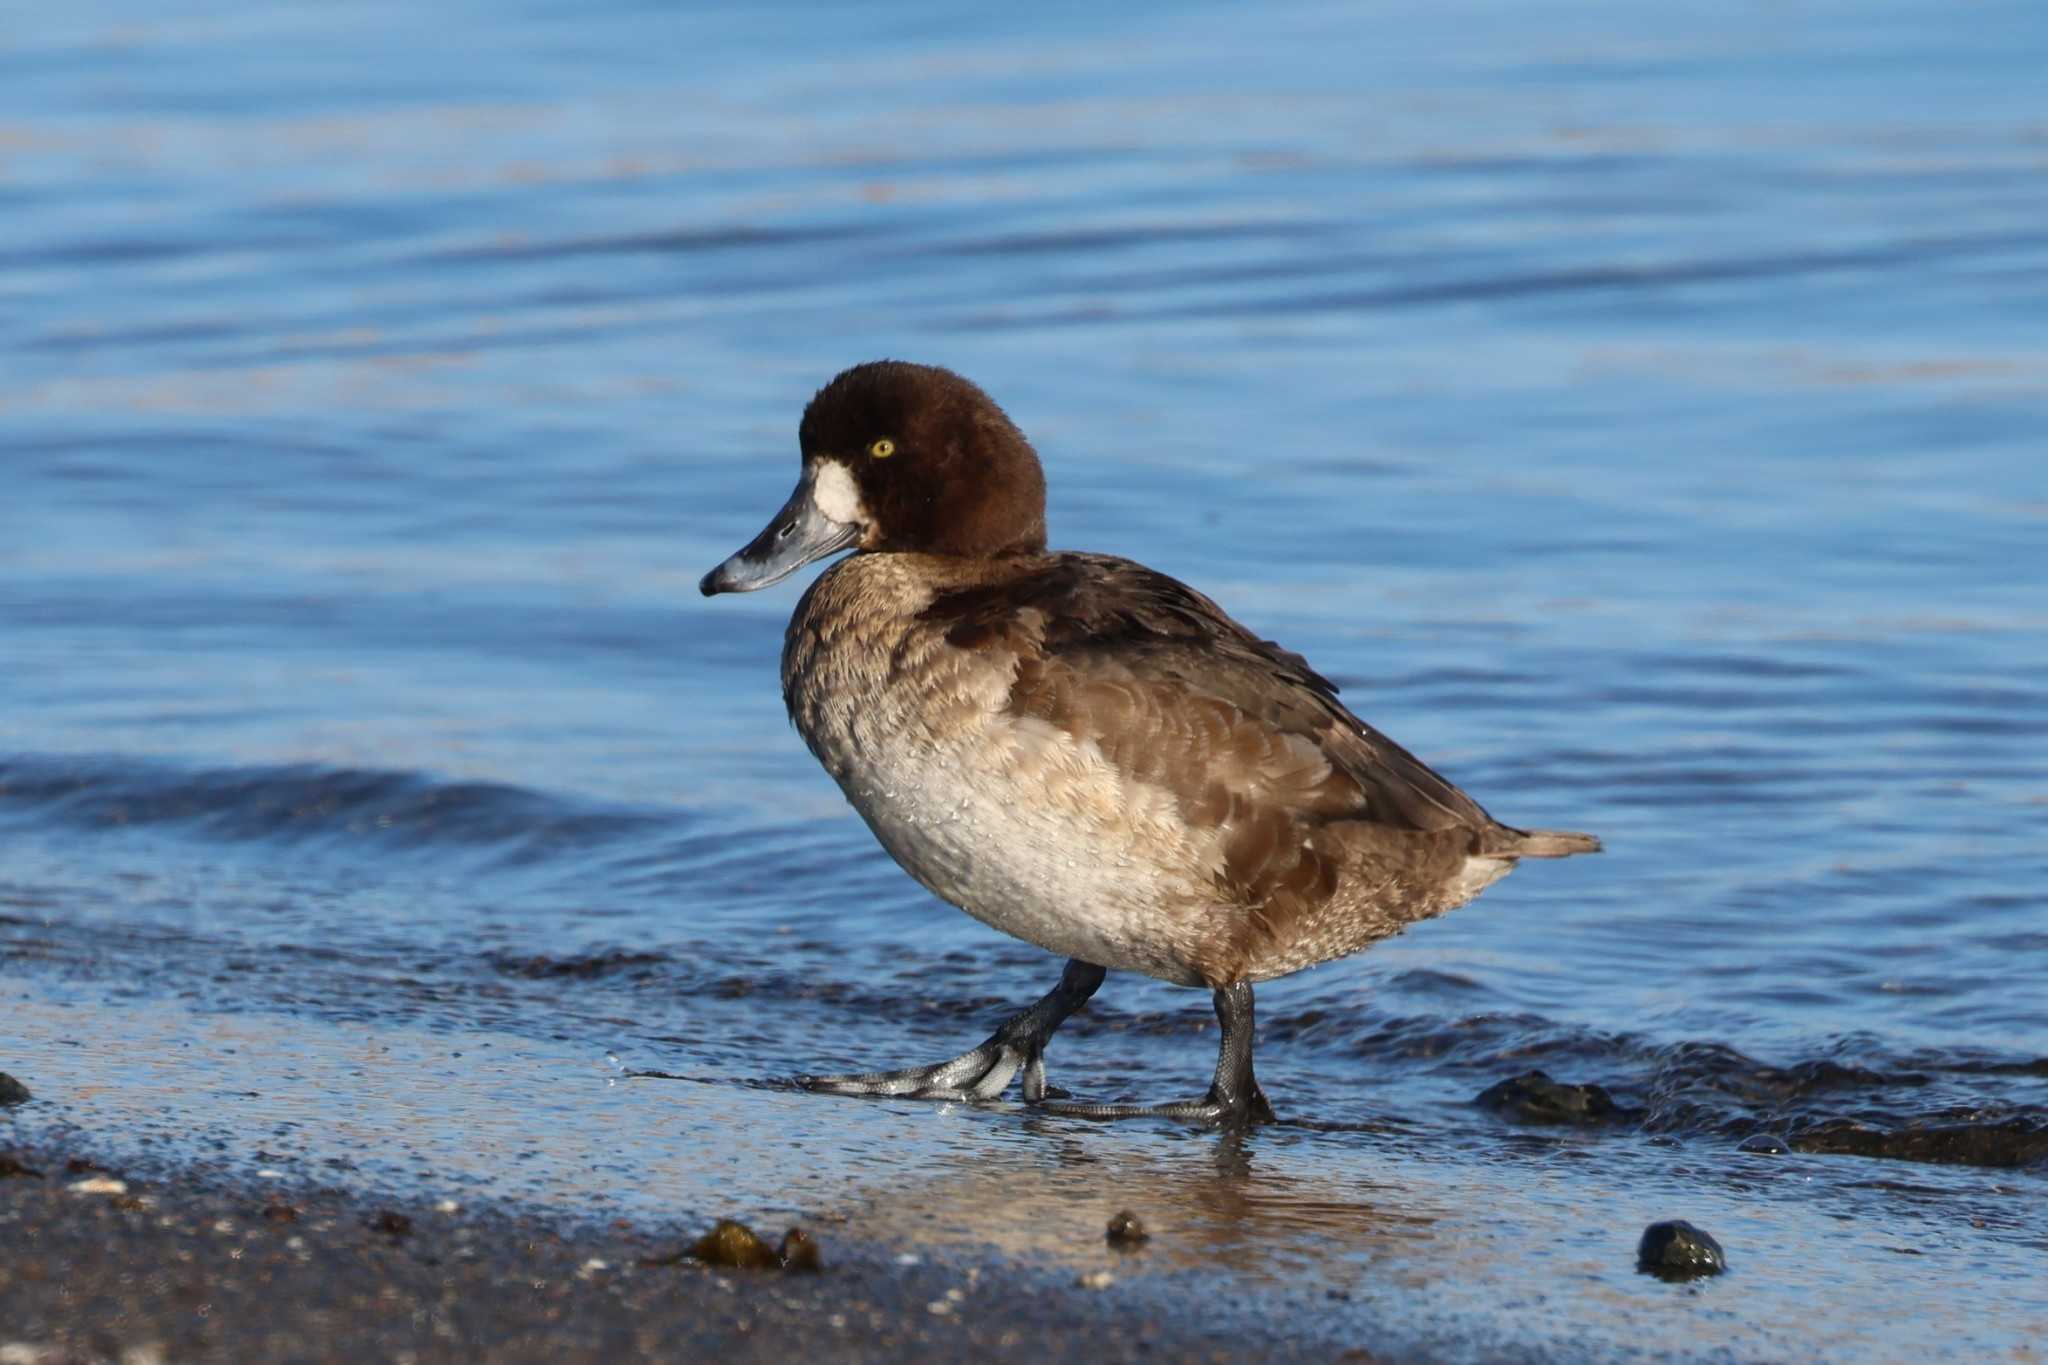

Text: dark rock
xmin=687 ymin=1219 xmax=780 ymax=1270
xmin=1476 ymin=1070 xmax=1635 ymax=1126
xmin=1638 ymin=1220 xmax=1726 ymax=1280
xmin=1106 ymin=1210 xmax=1150 ymax=1247
xmin=1789 ymin=1116 xmax=2048 ymax=1168
xmin=263 ymin=1203 xmax=300 ymax=1223
xmin=370 ymin=1210 xmax=413 ymax=1237
xmin=0 ymin=1153 xmax=44 ymax=1179
xmin=777 ymin=1227 xmax=822 ymax=1272
xmin=0 ymin=1073 xmax=31 ymax=1106
xmin=1738 ymin=1133 xmax=1789 ymax=1155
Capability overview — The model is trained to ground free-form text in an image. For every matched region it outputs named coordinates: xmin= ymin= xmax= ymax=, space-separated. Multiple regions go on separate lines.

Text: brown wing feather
xmin=923 ymin=553 xmax=1499 ymax=839
xmin=919 ymin=553 xmax=1538 ymax=983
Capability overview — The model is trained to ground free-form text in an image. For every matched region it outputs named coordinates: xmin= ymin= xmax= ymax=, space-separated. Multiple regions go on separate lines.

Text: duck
xmin=700 ymin=360 xmax=1599 ymax=1126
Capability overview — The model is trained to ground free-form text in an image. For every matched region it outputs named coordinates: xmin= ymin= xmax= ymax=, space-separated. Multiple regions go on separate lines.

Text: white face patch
xmin=810 ymin=460 xmax=868 ymax=528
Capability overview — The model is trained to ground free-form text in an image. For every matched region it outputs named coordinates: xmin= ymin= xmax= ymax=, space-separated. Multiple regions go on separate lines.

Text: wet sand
xmin=6 ymin=983 xmax=2046 ymax=1363
xmin=0 ymin=1137 xmax=1324 ymax=1365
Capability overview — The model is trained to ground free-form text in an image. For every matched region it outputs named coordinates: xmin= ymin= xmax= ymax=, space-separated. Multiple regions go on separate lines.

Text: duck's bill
xmin=699 ymin=471 xmax=861 ymax=595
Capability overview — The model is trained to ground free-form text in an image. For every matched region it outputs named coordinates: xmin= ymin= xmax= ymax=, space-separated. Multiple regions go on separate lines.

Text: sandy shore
xmin=0 ymin=1137 xmax=1345 ymax=1365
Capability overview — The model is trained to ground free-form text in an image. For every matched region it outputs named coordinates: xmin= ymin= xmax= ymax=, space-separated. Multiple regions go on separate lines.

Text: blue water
xmin=4 ymin=2 xmax=2046 ymax=1358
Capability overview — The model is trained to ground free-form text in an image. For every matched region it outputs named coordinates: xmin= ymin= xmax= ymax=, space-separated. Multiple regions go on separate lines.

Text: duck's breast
xmin=781 ymin=557 xmax=1218 ymax=984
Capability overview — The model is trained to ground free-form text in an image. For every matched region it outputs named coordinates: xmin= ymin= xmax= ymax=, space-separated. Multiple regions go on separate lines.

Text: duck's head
xmin=700 ymin=361 xmax=1048 ymax=596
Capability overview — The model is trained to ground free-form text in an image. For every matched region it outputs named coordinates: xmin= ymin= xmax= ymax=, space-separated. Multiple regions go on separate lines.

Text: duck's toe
xmin=797 ymin=1035 xmax=1035 ymax=1102
xmin=795 ymin=958 xmax=1105 ymax=1107
xmin=1031 ymin=979 xmax=1278 ymax=1128
xmin=1034 ymin=1080 xmax=1277 ymax=1129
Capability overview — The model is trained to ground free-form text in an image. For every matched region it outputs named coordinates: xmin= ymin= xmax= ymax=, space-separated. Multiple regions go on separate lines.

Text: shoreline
xmin=0 ymin=1132 xmax=1339 ymax=1364
xmin=5 ymin=978 xmax=2046 ymax=1364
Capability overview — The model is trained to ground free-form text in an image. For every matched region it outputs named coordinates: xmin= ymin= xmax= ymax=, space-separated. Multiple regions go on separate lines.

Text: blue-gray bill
xmin=699 ymin=468 xmax=860 ymax=596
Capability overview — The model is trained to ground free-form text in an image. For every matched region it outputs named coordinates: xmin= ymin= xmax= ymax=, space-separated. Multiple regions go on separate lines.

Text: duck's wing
xmin=921 ymin=552 xmax=1501 ymax=844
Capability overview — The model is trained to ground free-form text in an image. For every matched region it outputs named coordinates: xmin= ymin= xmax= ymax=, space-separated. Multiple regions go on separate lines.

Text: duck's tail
xmin=1508 ymin=828 xmax=1602 ymax=858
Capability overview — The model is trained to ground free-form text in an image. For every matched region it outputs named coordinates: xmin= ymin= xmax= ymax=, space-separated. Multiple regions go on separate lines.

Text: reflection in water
xmin=846 ymin=1123 xmax=1437 ymax=1283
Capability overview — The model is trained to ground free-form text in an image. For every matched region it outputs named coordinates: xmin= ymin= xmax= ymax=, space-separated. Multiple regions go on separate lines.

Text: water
xmin=3 ymin=1 xmax=2046 ymax=1357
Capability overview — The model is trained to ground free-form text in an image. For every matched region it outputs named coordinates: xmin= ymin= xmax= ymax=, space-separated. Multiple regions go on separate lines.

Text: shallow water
xmin=3 ymin=1 xmax=2046 ymax=1358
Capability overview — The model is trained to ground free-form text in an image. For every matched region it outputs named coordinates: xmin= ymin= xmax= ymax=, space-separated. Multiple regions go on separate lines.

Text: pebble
xmin=688 ymin=1219 xmax=780 ymax=1270
xmin=1637 ymin=1220 xmax=1726 ymax=1280
xmin=1105 ymin=1210 xmax=1150 ymax=1247
xmin=0 ymin=1074 xmax=31 ymax=1107
xmin=778 ymin=1228 xmax=822 ymax=1273
xmin=668 ymin=1219 xmax=824 ymax=1272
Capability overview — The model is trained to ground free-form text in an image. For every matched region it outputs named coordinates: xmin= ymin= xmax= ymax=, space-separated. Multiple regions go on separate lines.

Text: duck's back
xmin=783 ymin=550 xmax=1593 ymax=986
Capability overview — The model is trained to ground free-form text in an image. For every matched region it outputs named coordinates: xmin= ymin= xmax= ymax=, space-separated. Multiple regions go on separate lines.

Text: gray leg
xmin=1038 ymin=980 xmax=1277 ymax=1127
xmin=799 ymin=959 xmax=1105 ymax=1103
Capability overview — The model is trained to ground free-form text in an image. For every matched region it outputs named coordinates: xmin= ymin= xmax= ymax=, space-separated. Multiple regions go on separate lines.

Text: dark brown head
xmin=700 ymin=361 xmax=1047 ymax=596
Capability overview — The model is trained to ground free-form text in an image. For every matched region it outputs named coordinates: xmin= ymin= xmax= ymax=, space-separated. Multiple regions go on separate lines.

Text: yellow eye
xmin=867 ymin=437 xmax=896 ymax=459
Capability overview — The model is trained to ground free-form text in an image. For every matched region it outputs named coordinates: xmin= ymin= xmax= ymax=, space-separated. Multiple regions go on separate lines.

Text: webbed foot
xmin=797 ymin=958 xmax=1103 ymax=1104
xmin=1035 ymin=980 xmax=1277 ymax=1128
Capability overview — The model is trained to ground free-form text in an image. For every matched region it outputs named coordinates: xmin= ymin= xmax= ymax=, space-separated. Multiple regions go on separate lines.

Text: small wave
xmin=0 ymin=753 xmax=675 ymax=854
xmin=1252 ymin=999 xmax=2048 ymax=1169
xmin=1787 ymin=1115 xmax=2048 ymax=1169
xmin=487 ymin=949 xmax=669 ymax=980
xmin=941 ymin=226 xmax=2048 ymax=330
xmin=421 ymin=222 xmax=881 ymax=265
xmin=1475 ymin=1035 xmax=2048 ymax=1169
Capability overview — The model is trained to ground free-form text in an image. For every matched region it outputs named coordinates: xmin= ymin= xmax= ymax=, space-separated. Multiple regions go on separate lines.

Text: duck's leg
xmin=799 ymin=958 xmax=1105 ymax=1103
xmin=1037 ymin=980 xmax=1277 ymax=1127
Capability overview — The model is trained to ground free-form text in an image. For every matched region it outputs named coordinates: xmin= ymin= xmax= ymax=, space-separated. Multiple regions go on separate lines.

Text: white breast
xmin=858 ymin=713 xmax=1220 ymax=984
xmin=788 ymin=597 xmax=1217 ymax=985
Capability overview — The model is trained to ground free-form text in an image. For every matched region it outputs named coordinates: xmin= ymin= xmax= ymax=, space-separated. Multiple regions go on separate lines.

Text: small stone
xmin=1105 ymin=1210 xmax=1150 ymax=1247
xmin=0 ymin=1154 xmax=43 ymax=1180
xmin=68 ymin=1177 xmax=128 ymax=1196
xmin=369 ymin=1210 xmax=413 ymax=1237
xmin=1738 ymin=1133 xmax=1789 ymax=1155
xmin=1075 ymin=1269 xmax=1116 ymax=1290
xmin=778 ymin=1227 xmax=822 ymax=1272
xmin=262 ymin=1203 xmax=299 ymax=1223
xmin=688 ymin=1219 xmax=780 ymax=1270
xmin=0 ymin=1073 xmax=30 ymax=1106
xmin=1637 ymin=1220 xmax=1726 ymax=1280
